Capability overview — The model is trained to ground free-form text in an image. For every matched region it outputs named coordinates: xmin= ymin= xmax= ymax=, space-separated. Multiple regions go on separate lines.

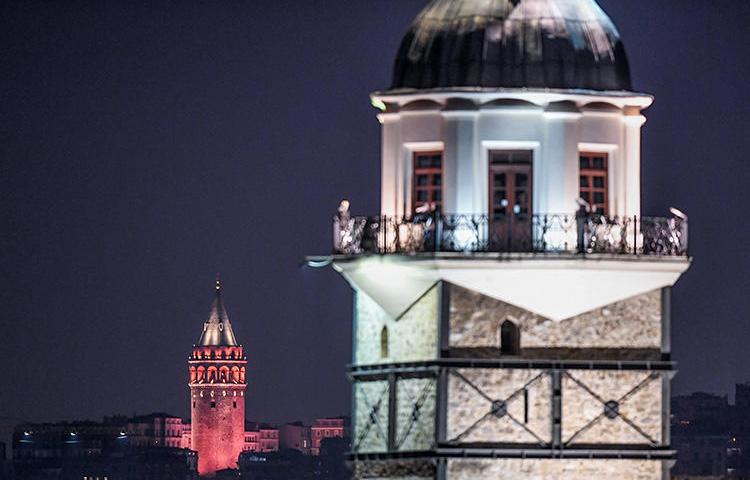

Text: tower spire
xmin=196 ymin=276 xmax=238 ymax=346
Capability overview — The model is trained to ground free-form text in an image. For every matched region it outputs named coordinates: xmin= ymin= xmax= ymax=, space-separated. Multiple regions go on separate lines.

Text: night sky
xmin=2 ymin=0 xmax=749 ymax=435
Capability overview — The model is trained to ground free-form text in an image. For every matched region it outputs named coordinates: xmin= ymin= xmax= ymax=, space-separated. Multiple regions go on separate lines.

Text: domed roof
xmin=391 ymin=0 xmax=632 ymax=92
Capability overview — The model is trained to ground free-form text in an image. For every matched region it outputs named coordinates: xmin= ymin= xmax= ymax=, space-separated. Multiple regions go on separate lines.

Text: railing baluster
xmin=331 ymin=213 xmax=688 ymax=258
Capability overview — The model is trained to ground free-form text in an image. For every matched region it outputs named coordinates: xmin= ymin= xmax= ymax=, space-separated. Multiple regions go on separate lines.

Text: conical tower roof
xmin=196 ymin=278 xmax=238 ymax=346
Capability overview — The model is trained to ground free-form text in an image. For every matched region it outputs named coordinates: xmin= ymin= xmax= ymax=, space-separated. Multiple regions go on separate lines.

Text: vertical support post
xmin=661 ymin=372 xmax=671 ymax=447
xmin=552 ymin=370 xmax=562 ymax=450
xmin=436 ymin=367 xmax=448 ymax=446
xmin=661 ymin=287 xmax=672 ymax=360
xmin=350 ymin=293 xmax=359 ymax=454
xmin=439 ymin=282 xmax=451 ymax=358
xmin=436 ymin=457 xmax=448 ymax=480
xmin=387 ymin=372 xmax=397 ymax=452
xmin=633 ymin=215 xmax=638 ymax=255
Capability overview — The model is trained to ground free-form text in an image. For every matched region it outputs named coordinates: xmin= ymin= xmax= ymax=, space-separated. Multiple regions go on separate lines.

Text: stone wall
xmin=352 ymin=459 xmax=435 ymax=479
xmin=355 ymin=285 xmax=439 ymax=365
xmin=354 ymin=380 xmax=389 ymax=453
xmin=562 ymin=370 xmax=663 ymax=445
xmin=449 ymin=284 xmax=661 ymax=350
xmin=191 ymin=387 xmax=245 ymax=475
xmin=446 ymin=459 xmax=662 ymax=479
xmin=445 ymin=368 xmax=663 ymax=446
xmin=447 ymin=369 xmax=552 ymax=444
xmin=396 ymin=378 xmax=436 ymax=451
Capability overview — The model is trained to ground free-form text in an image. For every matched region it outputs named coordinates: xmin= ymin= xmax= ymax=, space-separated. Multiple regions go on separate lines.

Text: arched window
xmin=231 ymin=366 xmax=240 ymax=383
xmin=207 ymin=366 xmax=218 ymax=383
xmin=219 ymin=366 xmax=230 ymax=383
xmin=240 ymin=367 xmax=246 ymax=383
xmin=500 ymin=320 xmax=520 ymax=355
xmin=189 ymin=367 xmax=197 ymax=383
xmin=197 ymin=366 xmax=206 ymax=383
xmin=380 ymin=326 xmax=389 ymax=359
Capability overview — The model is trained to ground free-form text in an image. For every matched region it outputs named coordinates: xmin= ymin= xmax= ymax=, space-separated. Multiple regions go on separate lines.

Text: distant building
xmin=672 ymin=392 xmax=729 ymax=427
xmin=238 ymin=436 xmax=351 ymax=480
xmin=309 ymin=418 xmax=346 ymax=456
xmin=244 ymin=422 xmax=279 ymax=453
xmin=279 ymin=422 xmax=312 ymax=455
xmin=11 ymin=418 xmax=197 ymax=479
xmin=0 ymin=442 xmax=9 ymax=480
xmin=672 ymin=434 xmax=729 ymax=478
xmin=188 ymin=279 xmax=248 ymax=475
xmin=671 ymin=388 xmax=750 ymax=479
xmin=127 ymin=413 xmax=184 ymax=448
xmin=239 ymin=449 xmax=310 ymax=480
xmin=13 ymin=418 xmax=128 ymax=464
xmin=736 ymin=382 xmax=750 ymax=409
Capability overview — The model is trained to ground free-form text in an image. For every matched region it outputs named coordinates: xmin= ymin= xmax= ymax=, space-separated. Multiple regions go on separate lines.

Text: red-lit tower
xmin=188 ymin=279 xmax=247 ymax=476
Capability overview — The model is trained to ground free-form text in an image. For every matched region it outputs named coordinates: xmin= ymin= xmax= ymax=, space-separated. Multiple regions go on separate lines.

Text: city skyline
xmin=3 ymin=0 xmax=750 ymax=431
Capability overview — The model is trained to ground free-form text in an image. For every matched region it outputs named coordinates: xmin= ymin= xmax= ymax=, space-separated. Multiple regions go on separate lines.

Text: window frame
xmin=579 ymin=152 xmax=609 ymax=214
xmin=487 ymin=150 xmax=533 ymax=220
xmin=411 ymin=150 xmax=443 ymax=215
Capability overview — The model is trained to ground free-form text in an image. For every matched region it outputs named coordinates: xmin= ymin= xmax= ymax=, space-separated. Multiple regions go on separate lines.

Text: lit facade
xmin=127 ymin=413 xmax=185 ymax=448
xmin=319 ymin=0 xmax=692 ymax=479
xmin=244 ymin=423 xmax=281 ymax=453
xmin=188 ymin=280 xmax=248 ymax=476
xmin=310 ymin=418 xmax=347 ymax=456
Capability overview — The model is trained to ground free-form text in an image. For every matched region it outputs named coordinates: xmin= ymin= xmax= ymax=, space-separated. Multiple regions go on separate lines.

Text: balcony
xmin=333 ymin=213 xmax=688 ymax=257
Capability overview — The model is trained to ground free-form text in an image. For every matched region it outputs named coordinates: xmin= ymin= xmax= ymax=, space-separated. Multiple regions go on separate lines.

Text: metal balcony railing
xmin=333 ymin=213 xmax=688 ymax=257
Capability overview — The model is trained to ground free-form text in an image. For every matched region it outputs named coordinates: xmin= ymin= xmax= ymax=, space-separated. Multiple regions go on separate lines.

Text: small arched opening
xmin=231 ymin=366 xmax=240 ymax=383
xmin=207 ymin=366 xmax=218 ymax=383
xmin=189 ymin=366 xmax=197 ymax=383
xmin=500 ymin=320 xmax=521 ymax=356
xmin=219 ymin=366 xmax=230 ymax=383
xmin=196 ymin=366 xmax=206 ymax=383
xmin=380 ymin=326 xmax=389 ymax=359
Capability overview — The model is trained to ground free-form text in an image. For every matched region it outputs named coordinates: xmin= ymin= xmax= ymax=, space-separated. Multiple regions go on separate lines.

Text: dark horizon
xmin=2 ymin=0 xmax=750 ymax=434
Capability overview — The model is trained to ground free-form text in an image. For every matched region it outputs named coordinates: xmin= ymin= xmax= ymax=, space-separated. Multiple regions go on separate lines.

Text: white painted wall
xmin=374 ymin=91 xmax=652 ymax=218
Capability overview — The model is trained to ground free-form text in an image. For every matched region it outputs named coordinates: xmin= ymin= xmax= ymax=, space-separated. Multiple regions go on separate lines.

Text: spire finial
xmin=215 ymin=274 xmax=222 ymax=296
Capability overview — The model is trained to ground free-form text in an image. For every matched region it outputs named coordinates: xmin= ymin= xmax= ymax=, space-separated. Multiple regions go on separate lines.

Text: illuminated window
xmin=579 ymin=152 xmax=608 ymax=214
xmin=412 ymin=151 xmax=443 ymax=214
xmin=380 ymin=326 xmax=389 ymax=359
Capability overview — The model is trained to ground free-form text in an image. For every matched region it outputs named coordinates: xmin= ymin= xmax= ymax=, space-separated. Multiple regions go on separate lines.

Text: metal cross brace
xmin=563 ymin=371 xmax=659 ymax=446
xmin=447 ymin=369 xmax=548 ymax=445
xmin=354 ymin=383 xmax=389 ymax=452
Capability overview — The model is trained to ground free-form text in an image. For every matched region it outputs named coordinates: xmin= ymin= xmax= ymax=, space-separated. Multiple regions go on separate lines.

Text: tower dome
xmin=391 ymin=0 xmax=632 ymax=92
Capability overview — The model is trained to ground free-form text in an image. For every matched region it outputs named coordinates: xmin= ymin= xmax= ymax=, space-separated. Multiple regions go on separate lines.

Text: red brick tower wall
xmin=189 ymin=345 xmax=247 ymax=476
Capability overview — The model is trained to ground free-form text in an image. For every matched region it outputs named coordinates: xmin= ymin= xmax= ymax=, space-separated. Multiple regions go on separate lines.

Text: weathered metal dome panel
xmin=392 ymin=0 xmax=632 ymax=92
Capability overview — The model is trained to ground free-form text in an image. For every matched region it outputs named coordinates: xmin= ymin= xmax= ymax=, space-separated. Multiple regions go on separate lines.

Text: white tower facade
xmin=322 ymin=1 xmax=691 ymax=479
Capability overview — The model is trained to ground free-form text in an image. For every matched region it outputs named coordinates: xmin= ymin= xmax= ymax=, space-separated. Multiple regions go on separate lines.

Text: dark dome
xmin=392 ymin=0 xmax=632 ymax=92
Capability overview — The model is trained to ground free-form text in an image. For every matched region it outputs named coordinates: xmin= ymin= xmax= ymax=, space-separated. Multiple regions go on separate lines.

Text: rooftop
xmin=390 ymin=0 xmax=632 ymax=93
xmin=196 ymin=278 xmax=238 ymax=347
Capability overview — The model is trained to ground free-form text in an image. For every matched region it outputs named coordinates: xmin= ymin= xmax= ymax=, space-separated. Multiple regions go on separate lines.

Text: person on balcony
xmin=576 ymin=198 xmax=591 ymax=254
